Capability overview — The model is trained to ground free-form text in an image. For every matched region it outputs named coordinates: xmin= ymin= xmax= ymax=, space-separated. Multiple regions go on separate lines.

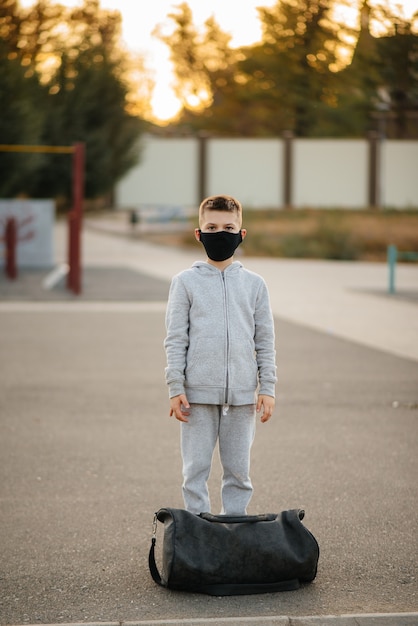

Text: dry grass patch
xmin=139 ymin=209 xmax=418 ymax=262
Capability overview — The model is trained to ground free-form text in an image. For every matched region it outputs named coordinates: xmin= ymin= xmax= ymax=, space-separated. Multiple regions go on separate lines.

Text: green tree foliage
xmin=155 ymin=2 xmax=254 ymax=135
xmin=0 ymin=1 xmax=46 ymax=194
xmin=161 ymin=0 xmax=349 ymax=136
xmin=155 ymin=2 xmax=237 ymax=113
xmin=0 ymin=0 xmax=144 ymax=200
xmin=246 ymin=0 xmax=345 ymax=136
xmin=372 ymin=10 xmax=418 ymax=138
xmin=159 ymin=0 xmax=418 ymax=138
xmin=334 ymin=3 xmax=418 ymax=138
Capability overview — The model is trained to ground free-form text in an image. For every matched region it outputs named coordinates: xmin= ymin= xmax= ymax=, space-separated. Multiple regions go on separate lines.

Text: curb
xmin=10 ymin=613 xmax=418 ymax=626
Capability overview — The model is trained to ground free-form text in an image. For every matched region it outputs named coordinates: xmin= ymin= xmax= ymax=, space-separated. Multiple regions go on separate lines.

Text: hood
xmin=191 ymin=260 xmax=243 ymax=275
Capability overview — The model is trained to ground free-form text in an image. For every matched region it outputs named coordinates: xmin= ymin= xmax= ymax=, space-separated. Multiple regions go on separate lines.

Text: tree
xmin=0 ymin=1 xmax=47 ymax=196
xmin=33 ymin=0 xmax=145 ymax=201
xmin=161 ymin=0 xmax=417 ymax=138
xmin=156 ymin=3 xmax=245 ymax=133
xmin=161 ymin=0 xmax=352 ymax=136
xmin=335 ymin=1 xmax=418 ymax=138
xmin=0 ymin=0 xmax=146 ymax=201
xmin=373 ymin=13 xmax=418 ymax=137
xmin=155 ymin=3 xmax=239 ymax=119
xmin=250 ymin=0 xmax=344 ymax=136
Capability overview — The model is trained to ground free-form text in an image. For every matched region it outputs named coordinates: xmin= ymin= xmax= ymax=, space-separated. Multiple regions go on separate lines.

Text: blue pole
xmin=388 ymin=245 xmax=397 ymax=294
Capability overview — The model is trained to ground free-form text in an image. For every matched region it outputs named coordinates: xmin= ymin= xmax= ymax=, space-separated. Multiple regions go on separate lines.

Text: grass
xmin=139 ymin=208 xmax=418 ymax=262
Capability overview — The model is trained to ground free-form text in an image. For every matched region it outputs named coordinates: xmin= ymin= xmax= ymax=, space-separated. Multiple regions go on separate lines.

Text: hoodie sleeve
xmin=164 ymin=274 xmax=190 ymax=398
xmin=254 ymin=279 xmax=277 ymax=397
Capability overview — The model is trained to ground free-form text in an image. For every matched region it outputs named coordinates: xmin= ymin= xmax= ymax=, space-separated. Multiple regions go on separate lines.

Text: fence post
xmin=197 ymin=132 xmax=208 ymax=202
xmin=282 ymin=131 xmax=293 ymax=209
xmin=368 ymin=131 xmax=381 ymax=209
xmin=387 ymin=244 xmax=397 ymax=294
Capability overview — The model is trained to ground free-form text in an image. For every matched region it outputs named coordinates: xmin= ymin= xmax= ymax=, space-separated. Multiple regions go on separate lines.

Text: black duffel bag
xmin=148 ymin=507 xmax=319 ymax=595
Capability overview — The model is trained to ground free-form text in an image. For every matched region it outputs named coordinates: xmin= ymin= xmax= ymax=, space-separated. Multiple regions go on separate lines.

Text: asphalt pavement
xmin=0 ymin=217 xmax=417 ymax=626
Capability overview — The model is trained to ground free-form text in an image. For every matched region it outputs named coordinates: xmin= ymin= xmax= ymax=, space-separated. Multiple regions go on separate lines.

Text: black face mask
xmin=198 ymin=230 xmax=243 ymax=262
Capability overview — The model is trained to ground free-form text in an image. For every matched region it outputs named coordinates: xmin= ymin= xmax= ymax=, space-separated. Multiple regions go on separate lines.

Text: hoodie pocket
xmin=229 ymin=338 xmax=258 ymax=389
xmin=186 ymin=337 xmax=226 ymax=387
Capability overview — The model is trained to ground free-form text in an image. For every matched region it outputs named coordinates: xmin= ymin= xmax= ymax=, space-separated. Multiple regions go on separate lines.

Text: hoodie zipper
xmin=221 ymin=271 xmax=229 ymax=415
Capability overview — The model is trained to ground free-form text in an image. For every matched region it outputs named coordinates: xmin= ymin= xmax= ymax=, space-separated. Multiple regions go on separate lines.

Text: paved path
xmin=2 ymin=218 xmax=418 ymax=364
xmin=0 ymin=220 xmax=417 ymax=626
xmin=82 ymin=219 xmax=418 ymax=363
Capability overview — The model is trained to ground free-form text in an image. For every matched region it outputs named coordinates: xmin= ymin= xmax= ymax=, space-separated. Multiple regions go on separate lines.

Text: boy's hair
xmin=199 ymin=195 xmax=242 ymax=223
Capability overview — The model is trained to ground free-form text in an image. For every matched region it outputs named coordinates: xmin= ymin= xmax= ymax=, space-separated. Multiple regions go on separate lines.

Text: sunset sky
xmin=20 ymin=0 xmax=418 ymax=122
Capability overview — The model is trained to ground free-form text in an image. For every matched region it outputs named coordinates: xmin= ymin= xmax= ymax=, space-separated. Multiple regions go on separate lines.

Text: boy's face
xmin=195 ymin=210 xmax=246 ymax=239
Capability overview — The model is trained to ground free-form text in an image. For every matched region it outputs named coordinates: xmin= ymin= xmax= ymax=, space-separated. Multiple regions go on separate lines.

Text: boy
xmin=164 ymin=194 xmax=276 ymax=515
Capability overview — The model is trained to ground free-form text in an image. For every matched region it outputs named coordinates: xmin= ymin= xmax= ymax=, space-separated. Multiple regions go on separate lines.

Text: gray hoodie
xmin=164 ymin=260 xmax=277 ymax=405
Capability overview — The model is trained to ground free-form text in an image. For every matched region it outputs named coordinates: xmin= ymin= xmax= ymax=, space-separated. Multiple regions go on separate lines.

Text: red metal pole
xmin=68 ymin=142 xmax=85 ymax=294
xmin=5 ymin=217 xmax=17 ymax=280
xmin=67 ymin=211 xmax=76 ymax=290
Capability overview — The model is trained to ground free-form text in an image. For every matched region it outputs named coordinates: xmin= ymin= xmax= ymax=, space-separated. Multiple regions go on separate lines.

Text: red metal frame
xmin=67 ymin=142 xmax=85 ymax=295
xmin=0 ymin=143 xmax=85 ymax=295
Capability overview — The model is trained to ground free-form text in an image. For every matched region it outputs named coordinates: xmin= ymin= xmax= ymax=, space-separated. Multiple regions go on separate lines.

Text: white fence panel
xmin=207 ymin=139 xmax=282 ymax=208
xmin=293 ymin=139 xmax=368 ymax=208
xmin=382 ymin=141 xmax=418 ymax=208
xmin=116 ymin=136 xmax=198 ymax=208
xmin=115 ymin=136 xmax=417 ymax=210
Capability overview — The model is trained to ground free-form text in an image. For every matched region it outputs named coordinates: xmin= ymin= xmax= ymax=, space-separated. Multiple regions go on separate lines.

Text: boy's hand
xmin=170 ymin=394 xmax=190 ymax=422
xmin=257 ymin=394 xmax=275 ymax=423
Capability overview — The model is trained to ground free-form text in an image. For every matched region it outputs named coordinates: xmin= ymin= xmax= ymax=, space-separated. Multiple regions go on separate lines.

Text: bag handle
xmin=199 ymin=511 xmax=305 ymax=523
xmin=199 ymin=512 xmax=277 ymax=524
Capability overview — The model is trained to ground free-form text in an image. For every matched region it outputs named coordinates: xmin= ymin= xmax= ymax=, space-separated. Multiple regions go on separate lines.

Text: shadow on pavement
xmin=0 ymin=267 xmax=170 ymax=302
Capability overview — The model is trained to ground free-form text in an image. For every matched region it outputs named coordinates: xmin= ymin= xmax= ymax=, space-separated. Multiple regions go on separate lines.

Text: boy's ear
xmin=194 ymin=228 xmax=201 ymax=241
xmin=241 ymin=228 xmax=247 ymax=239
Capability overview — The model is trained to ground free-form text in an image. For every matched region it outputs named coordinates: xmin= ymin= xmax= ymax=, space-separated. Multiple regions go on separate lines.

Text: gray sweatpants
xmin=180 ymin=403 xmax=256 ymax=515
